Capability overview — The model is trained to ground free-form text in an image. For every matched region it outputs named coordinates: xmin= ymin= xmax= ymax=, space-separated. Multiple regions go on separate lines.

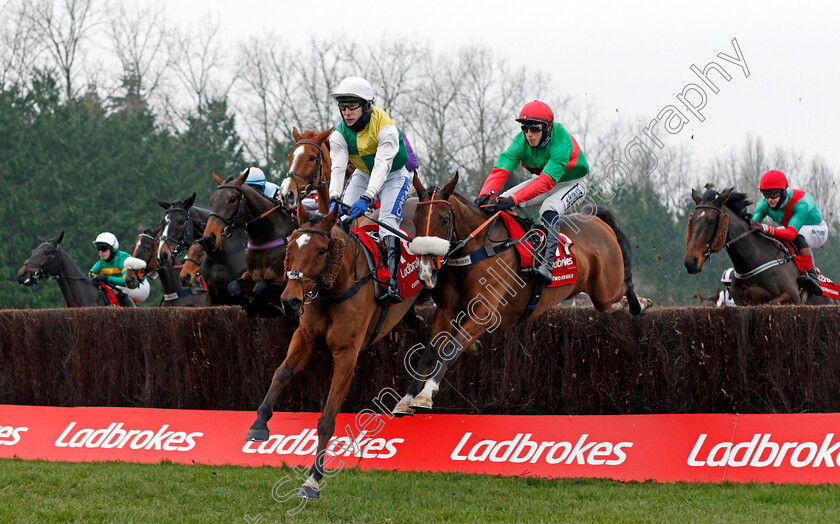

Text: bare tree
xmin=26 ymin=0 xmax=97 ymax=99
xmin=106 ymin=1 xmax=171 ymax=106
xmin=0 ymin=0 xmax=43 ymax=89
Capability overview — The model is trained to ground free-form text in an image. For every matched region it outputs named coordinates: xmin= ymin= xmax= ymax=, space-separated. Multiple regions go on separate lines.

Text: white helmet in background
xmin=721 ymin=267 xmax=735 ymax=284
xmin=93 ymin=232 xmax=119 ymax=251
xmin=331 ymin=76 xmax=375 ymax=103
xmin=243 ymin=166 xmax=266 ymax=190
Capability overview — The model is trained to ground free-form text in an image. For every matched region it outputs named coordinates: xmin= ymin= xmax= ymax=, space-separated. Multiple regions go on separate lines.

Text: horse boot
xmin=521 ymin=210 xmax=560 ymax=285
xmin=381 ymin=235 xmax=403 ymax=304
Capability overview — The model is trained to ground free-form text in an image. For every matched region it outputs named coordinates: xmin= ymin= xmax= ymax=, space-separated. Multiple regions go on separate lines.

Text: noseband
xmin=161 ymin=209 xmax=202 ymax=255
xmin=24 ymin=244 xmax=60 ymax=281
xmin=415 ymin=187 xmax=455 ymax=269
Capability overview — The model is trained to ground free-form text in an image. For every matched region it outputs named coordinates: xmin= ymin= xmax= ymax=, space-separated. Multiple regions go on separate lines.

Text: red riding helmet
xmin=759 ymin=170 xmax=788 ymax=190
xmin=515 ymin=100 xmax=554 ymax=125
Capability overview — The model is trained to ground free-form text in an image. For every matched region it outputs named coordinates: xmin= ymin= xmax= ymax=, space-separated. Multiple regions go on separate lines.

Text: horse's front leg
xmin=246 ymin=328 xmax=315 ymax=442
xmin=298 ymin=344 xmax=360 ymax=500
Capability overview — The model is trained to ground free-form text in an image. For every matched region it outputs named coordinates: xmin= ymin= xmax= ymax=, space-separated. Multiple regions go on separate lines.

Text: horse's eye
xmin=441 ymin=216 xmax=450 ymax=225
xmin=309 ymin=155 xmax=316 ymax=161
xmin=228 ymin=197 xmax=237 ymax=204
xmin=318 ymin=248 xmax=327 ymax=256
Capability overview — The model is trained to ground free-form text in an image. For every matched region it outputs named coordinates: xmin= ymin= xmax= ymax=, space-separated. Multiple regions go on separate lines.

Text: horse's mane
xmin=701 ymin=188 xmax=753 ymax=223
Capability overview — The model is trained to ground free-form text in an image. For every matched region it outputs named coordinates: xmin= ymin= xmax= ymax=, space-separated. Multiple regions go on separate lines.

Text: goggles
xmin=338 ymin=101 xmax=363 ymax=112
xmin=761 ymin=189 xmax=784 ymax=200
xmin=520 ymin=123 xmax=543 ymax=133
xmin=96 ymin=245 xmax=111 ymax=252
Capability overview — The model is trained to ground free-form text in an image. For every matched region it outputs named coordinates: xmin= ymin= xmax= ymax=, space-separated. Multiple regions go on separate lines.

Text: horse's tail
xmin=581 ymin=204 xmax=642 ymax=315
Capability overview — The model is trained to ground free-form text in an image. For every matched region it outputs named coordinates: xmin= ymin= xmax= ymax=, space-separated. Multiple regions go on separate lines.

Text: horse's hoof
xmin=296 ymin=486 xmax=320 ymax=500
xmin=410 ymin=396 xmax=433 ymax=409
xmin=246 ymin=427 xmax=269 ymax=442
xmin=392 ymin=400 xmax=415 ymax=417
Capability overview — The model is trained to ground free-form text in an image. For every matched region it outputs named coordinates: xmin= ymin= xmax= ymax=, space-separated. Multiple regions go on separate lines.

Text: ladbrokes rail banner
xmin=2 ymin=405 xmax=839 ymax=484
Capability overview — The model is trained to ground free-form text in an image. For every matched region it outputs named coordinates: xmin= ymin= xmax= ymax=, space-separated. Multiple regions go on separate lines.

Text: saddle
xmin=496 ymin=212 xmax=577 ymax=288
xmin=351 ymin=224 xmax=423 ymax=301
xmin=96 ymin=283 xmax=134 ymax=308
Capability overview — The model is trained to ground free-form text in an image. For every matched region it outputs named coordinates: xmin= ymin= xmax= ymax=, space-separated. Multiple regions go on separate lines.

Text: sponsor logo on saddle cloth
xmin=352 ymin=225 xmax=423 ymax=299
xmin=817 ymin=271 xmax=840 ymax=300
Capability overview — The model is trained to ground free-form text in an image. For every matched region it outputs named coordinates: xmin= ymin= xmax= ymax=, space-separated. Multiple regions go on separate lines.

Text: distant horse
xmin=245 ymin=193 xmax=423 ymax=500
xmin=202 ymin=172 xmax=298 ymax=316
xmin=17 ymin=232 xmax=135 ymax=307
xmin=124 ymin=225 xmax=209 ymax=307
xmin=277 ymin=127 xmax=333 ymax=210
xmin=155 ymin=192 xmax=246 ymax=305
xmin=179 ymin=242 xmax=205 ymax=287
xmin=684 ymin=187 xmax=835 ymax=305
xmin=393 ymin=173 xmax=644 ymax=415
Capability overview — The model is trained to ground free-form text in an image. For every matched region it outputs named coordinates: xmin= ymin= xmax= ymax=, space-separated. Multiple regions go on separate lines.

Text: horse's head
xmin=203 ymin=172 xmax=249 ymax=252
xmin=17 ymin=232 xmax=65 ymax=286
xmin=409 ymin=172 xmax=459 ymax=288
xmin=180 ymin=242 xmax=206 ymax=287
xmin=280 ymin=201 xmax=345 ymax=318
xmin=684 ymin=187 xmax=734 ymax=273
xmin=278 ymin=127 xmax=333 ymax=209
xmin=156 ymin=193 xmax=197 ymax=267
xmin=125 ymin=224 xmax=161 ymax=289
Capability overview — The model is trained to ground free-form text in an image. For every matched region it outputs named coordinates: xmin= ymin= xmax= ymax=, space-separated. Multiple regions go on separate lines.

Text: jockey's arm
xmin=751 ymin=200 xmax=768 ymax=223
xmin=328 ymin=131 xmax=350 ymax=200
xmin=510 ymin=146 xmax=570 ymax=204
xmin=364 ymin=125 xmax=400 ymax=201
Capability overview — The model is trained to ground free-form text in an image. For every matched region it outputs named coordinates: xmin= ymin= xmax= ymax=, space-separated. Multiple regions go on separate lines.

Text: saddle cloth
xmin=817 ymin=270 xmax=840 ymax=300
xmin=497 ymin=212 xmax=577 ymax=288
xmin=351 ymin=224 xmax=423 ymax=300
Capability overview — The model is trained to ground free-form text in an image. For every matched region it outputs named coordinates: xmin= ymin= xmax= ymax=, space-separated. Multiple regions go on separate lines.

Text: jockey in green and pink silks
xmin=474 ymin=100 xmax=590 ymax=284
xmin=750 ymin=169 xmax=827 ymax=295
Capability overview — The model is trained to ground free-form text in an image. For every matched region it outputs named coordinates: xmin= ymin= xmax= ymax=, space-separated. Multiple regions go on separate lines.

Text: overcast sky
xmin=167 ymin=0 xmax=840 ymax=178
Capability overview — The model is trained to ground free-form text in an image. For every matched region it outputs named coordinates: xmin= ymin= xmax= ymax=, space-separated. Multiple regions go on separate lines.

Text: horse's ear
xmin=442 ymin=171 xmax=459 ymax=198
xmin=292 ymin=127 xmax=302 ymax=141
xmin=138 ymin=223 xmax=144 ymax=233
xmin=691 ymin=189 xmax=701 ymax=205
xmin=56 ymin=231 xmax=64 ymax=245
xmin=184 ymin=193 xmax=197 ymax=210
xmin=412 ymin=171 xmax=426 ymax=197
xmin=324 ymin=204 xmax=339 ymax=228
xmin=155 ymin=198 xmax=171 ymax=210
xmin=714 ymin=188 xmax=733 ymax=207
xmin=235 ymin=170 xmax=248 ymax=185
xmin=212 ymin=171 xmax=224 ymax=185
xmin=36 ymin=235 xmax=43 ymax=243
xmin=297 ymin=202 xmax=310 ymax=225
xmin=316 ymin=127 xmax=334 ymax=144
xmin=317 ymin=184 xmax=329 ymax=215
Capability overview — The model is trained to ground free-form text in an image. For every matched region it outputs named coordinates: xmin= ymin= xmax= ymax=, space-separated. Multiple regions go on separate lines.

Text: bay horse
xmin=245 ymin=194 xmax=423 ymax=500
xmin=277 ymin=127 xmax=333 ymax=210
xmin=393 ymin=172 xmax=644 ymax=415
xmin=124 ymin=225 xmax=209 ymax=307
xmin=155 ymin=192 xmax=247 ymax=305
xmin=178 ymin=242 xmax=205 ymax=288
xmin=202 ymin=172 xmax=298 ymax=317
xmin=16 ymin=232 xmax=135 ymax=308
xmin=685 ymin=187 xmax=835 ymax=305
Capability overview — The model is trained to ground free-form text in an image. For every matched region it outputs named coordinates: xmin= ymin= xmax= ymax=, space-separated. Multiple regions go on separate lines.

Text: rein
xmin=210 ymin=183 xmax=291 ymax=244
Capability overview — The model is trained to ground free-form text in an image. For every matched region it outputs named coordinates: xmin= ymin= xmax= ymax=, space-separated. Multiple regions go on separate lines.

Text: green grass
xmin=1 ymin=459 xmax=838 ymax=523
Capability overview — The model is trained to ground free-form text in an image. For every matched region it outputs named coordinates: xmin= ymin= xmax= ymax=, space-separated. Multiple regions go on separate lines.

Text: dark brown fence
xmin=1 ymin=305 xmax=838 ymax=415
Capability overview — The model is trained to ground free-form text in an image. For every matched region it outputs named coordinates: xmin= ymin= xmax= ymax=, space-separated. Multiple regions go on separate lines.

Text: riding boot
xmin=381 ymin=235 xmax=403 ymax=304
xmin=521 ymin=211 xmax=560 ymax=285
xmin=795 ymin=253 xmax=823 ymax=296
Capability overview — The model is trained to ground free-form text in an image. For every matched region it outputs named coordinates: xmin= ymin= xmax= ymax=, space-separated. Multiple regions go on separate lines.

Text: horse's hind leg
xmin=246 ymin=329 xmax=315 ymax=442
xmin=394 ymin=306 xmax=453 ymax=415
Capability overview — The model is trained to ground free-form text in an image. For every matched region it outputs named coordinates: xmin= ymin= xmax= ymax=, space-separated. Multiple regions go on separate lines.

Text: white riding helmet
xmin=331 ymin=76 xmax=375 ymax=103
xmin=243 ymin=166 xmax=266 ymax=187
xmin=93 ymin=232 xmax=119 ymax=251
xmin=721 ymin=267 xmax=735 ymax=284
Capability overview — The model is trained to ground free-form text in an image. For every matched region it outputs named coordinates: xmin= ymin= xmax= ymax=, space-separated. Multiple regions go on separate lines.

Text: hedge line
xmin=1 ymin=305 xmax=838 ymax=415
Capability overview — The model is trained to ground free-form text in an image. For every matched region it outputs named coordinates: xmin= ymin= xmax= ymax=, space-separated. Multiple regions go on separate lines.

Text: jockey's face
xmin=521 ymin=122 xmax=544 ymax=147
xmin=96 ymin=244 xmax=111 ymax=261
xmin=339 ymin=101 xmax=363 ymax=127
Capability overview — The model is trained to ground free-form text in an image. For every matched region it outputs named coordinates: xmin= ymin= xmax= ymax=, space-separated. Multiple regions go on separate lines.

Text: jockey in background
xmin=244 ymin=166 xmax=280 ymax=201
xmin=89 ymin=232 xmax=149 ymax=305
xmin=328 ymin=76 xmax=411 ymax=304
xmin=474 ymin=100 xmax=589 ymax=284
xmin=717 ymin=268 xmax=736 ymax=307
xmin=750 ymin=169 xmax=827 ymax=296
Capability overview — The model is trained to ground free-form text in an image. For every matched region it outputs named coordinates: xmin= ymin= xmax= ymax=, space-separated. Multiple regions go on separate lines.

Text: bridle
xmin=23 ymin=243 xmax=61 ymax=282
xmin=131 ymin=232 xmax=158 ymax=281
xmin=286 ymin=140 xmax=326 ymax=202
xmin=160 ymin=208 xmax=201 ymax=256
xmin=285 ymin=228 xmax=333 ymax=303
xmin=209 ymin=183 xmax=291 ymax=241
xmin=415 ymin=187 xmax=455 ymax=269
xmin=692 ymin=203 xmax=754 ymax=259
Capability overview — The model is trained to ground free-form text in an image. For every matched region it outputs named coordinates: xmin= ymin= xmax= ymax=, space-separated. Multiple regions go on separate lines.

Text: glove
xmin=93 ymin=274 xmax=109 ymax=284
xmin=344 ymin=195 xmax=372 ymax=222
xmin=750 ymin=220 xmax=764 ymax=232
xmin=473 ymin=194 xmax=491 ymax=207
xmin=493 ymin=197 xmax=516 ymax=212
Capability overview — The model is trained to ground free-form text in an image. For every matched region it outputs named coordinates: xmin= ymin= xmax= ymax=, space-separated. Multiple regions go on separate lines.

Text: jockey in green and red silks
xmin=474 ymin=100 xmax=590 ymax=284
xmin=751 ymin=169 xmax=828 ymax=295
